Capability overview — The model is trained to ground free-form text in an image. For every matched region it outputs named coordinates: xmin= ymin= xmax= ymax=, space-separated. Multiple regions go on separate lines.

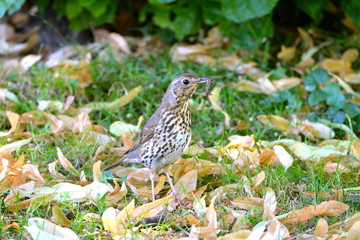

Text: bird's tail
xmin=103 ymin=156 xmax=128 ymax=171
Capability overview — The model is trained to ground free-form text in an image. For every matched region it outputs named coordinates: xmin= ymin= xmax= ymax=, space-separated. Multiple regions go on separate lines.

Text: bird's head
xmin=164 ymin=73 xmax=211 ymax=102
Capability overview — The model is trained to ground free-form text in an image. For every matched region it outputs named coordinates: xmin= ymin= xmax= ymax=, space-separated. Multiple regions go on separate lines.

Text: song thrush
xmin=104 ymin=73 xmax=213 ymax=201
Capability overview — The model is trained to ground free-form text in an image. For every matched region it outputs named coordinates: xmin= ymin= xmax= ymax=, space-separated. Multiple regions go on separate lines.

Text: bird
xmin=104 ymin=73 xmax=213 ymax=201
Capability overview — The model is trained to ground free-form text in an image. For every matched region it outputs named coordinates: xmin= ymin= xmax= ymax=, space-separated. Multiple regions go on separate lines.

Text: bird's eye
xmin=182 ymin=79 xmax=189 ymax=85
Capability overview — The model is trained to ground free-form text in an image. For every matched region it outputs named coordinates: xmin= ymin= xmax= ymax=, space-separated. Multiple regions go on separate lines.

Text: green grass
xmin=0 ymin=45 xmax=359 ymax=239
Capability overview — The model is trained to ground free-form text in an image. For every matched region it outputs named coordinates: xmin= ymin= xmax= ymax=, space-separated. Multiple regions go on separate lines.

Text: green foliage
xmin=37 ymin=0 xmax=118 ymax=31
xmin=0 ymin=0 xmax=25 ymax=18
xmin=304 ymin=68 xmax=360 ymax=123
xmin=141 ymin=0 xmax=278 ymax=47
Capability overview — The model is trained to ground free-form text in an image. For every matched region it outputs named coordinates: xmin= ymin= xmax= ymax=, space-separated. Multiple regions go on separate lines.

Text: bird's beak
xmin=192 ymin=77 xmax=212 ymax=85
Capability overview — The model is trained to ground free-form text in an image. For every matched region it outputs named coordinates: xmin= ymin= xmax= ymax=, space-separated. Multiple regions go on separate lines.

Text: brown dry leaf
xmin=109 ymin=32 xmax=131 ymax=54
xmin=297 ymin=27 xmax=314 ymax=50
xmin=57 ymin=147 xmax=78 ymax=174
xmin=324 ymin=162 xmax=351 ymax=173
xmin=171 ymin=44 xmax=212 ymax=63
xmin=4 ymin=222 xmax=20 ymax=230
xmin=263 ymin=187 xmax=277 ymax=221
xmin=6 ymin=111 xmax=20 ymax=133
xmin=188 ymin=225 xmax=220 ymax=239
xmin=51 ymin=205 xmax=72 ymax=227
xmin=345 ymin=73 xmax=360 ymax=84
xmin=347 ymin=220 xmax=360 ymax=240
xmin=342 ymin=48 xmax=359 ymax=63
xmin=259 ymin=149 xmax=277 ymax=165
xmin=131 ymin=195 xmax=174 ymax=220
xmin=233 ymin=79 xmax=262 ymax=93
xmin=25 ymin=217 xmax=79 ymax=240
xmin=209 ymin=86 xmax=231 ymax=128
xmin=84 ymin=86 xmax=142 ymax=110
xmin=174 ymin=169 xmax=198 ymax=201
xmin=205 ymin=193 xmax=218 ymax=230
xmin=314 ymin=218 xmax=328 ymax=238
xmin=350 ymin=140 xmax=360 ymax=160
xmin=217 ymin=230 xmax=251 ymax=240
xmin=321 ymin=58 xmax=353 ymax=75
xmin=273 ymin=77 xmax=302 ymax=89
xmin=253 ymin=171 xmax=266 ymax=188
xmin=273 ymin=145 xmax=294 ymax=171
xmin=277 ymin=45 xmax=296 ymax=62
xmin=231 ymin=197 xmax=264 ymax=213
xmin=257 ymin=115 xmax=290 ymax=132
xmin=281 ymin=200 xmax=349 ymax=225
xmin=204 ymin=26 xmax=223 ymax=47
xmin=298 ymin=120 xmax=335 ymax=140
xmin=72 ymin=111 xmax=92 ymax=133
xmin=41 ymin=111 xmax=64 ymax=133
xmin=105 ymin=181 xmax=127 ymax=205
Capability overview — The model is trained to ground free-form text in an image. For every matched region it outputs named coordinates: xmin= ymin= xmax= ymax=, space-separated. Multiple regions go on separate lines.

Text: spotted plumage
xmin=104 ymin=73 xmax=213 ymax=201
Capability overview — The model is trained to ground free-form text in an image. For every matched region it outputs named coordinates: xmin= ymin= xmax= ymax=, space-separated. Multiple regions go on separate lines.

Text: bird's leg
xmin=164 ymin=171 xmax=183 ymax=205
xmin=150 ymin=172 xmax=155 ymax=202
xmin=165 ymin=171 xmax=177 ymax=195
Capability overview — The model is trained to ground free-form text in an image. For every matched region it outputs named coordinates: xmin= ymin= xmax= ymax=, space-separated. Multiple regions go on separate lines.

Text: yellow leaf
xmin=131 ymin=195 xmax=174 ymax=220
xmin=84 ymin=86 xmax=142 ymax=110
xmin=51 ymin=205 xmax=71 ymax=227
xmin=233 ymin=79 xmax=262 ymax=93
xmin=217 ymin=230 xmax=251 ymax=240
xmin=273 ymin=77 xmax=301 ymax=89
xmin=209 ymin=86 xmax=231 ymax=128
xmin=342 ymin=48 xmax=359 ymax=63
xmin=297 ymin=27 xmax=314 ymax=50
xmin=345 ymin=73 xmax=360 ymax=84
xmin=277 ymin=45 xmax=296 ymax=62
xmin=257 ymin=115 xmax=290 ymax=132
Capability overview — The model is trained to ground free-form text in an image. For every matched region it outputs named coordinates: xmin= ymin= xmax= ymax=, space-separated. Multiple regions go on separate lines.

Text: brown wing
xmin=124 ymin=107 xmax=162 ymax=155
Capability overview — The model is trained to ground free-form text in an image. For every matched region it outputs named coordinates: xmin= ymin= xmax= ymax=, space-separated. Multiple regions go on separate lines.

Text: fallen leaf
xmin=57 ymin=147 xmax=78 ymax=174
xmin=347 ymin=220 xmax=360 ymax=240
xmin=273 ymin=145 xmax=294 ymax=171
xmin=217 ymin=230 xmax=251 ymax=240
xmin=25 ymin=217 xmax=79 ymax=240
xmin=131 ymin=195 xmax=174 ymax=220
xmin=277 ymin=45 xmax=296 ymax=62
xmin=257 ymin=115 xmax=290 ymax=132
xmin=109 ymin=32 xmax=131 ymax=54
xmin=273 ymin=77 xmax=302 ymax=89
xmin=0 ymin=139 xmax=31 ymax=153
xmin=298 ymin=120 xmax=335 ymax=140
xmin=281 ymin=200 xmax=349 ymax=225
xmin=297 ymin=27 xmax=314 ymax=50
xmin=314 ymin=218 xmax=328 ymax=238
xmin=51 ymin=206 xmax=71 ymax=227
xmin=110 ymin=121 xmax=138 ymax=137
xmin=263 ymin=187 xmax=277 ymax=221
xmin=209 ymin=86 xmax=230 ymax=128
xmin=342 ymin=48 xmax=359 ymax=63
xmin=234 ymin=79 xmax=262 ymax=93
xmin=84 ymin=86 xmax=142 ymax=110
